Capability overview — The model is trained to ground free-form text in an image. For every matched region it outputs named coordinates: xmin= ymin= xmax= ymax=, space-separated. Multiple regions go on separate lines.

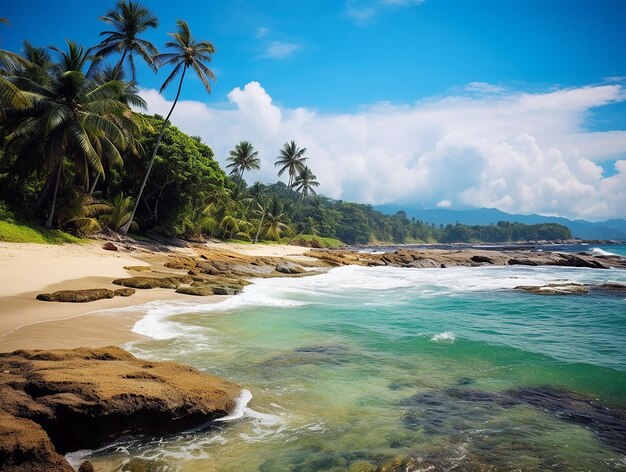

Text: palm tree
xmin=120 ymin=19 xmax=215 ymax=235
xmin=292 ymin=166 xmax=319 ymax=200
xmin=0 ymin=17 xmax=9 ymax=25
xmin=92 ymin=0 xmax=159 ymax=81
xmin=3 ymin=41 xmax=133 ymax=227
xmin=262 ymin=196 xmax=293 ymax=241
xmin=226 ymin=141 xmax=260 ymax=197
xmin=275 ymin=141 xmax=308 ymax=188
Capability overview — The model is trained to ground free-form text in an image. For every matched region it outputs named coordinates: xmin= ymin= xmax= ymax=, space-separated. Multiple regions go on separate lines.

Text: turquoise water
xmin=81 ymin=264 xmax=626 ymax=471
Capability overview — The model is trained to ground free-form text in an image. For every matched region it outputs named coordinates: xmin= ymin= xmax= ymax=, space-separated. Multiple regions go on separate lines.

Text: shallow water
xmin=78 ymin=265 xmax=626 ymax=471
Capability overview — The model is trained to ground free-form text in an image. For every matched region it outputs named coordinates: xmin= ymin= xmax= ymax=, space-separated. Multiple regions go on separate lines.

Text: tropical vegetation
xmin=0 ymin=2 xmax=573 ymax=245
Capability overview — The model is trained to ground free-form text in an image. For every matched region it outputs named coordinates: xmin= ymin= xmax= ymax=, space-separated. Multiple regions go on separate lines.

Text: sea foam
xmin=590 ymin=247 xmax=618 ymax=257
xmin=431 ymin=331 xmax=456 ymax=343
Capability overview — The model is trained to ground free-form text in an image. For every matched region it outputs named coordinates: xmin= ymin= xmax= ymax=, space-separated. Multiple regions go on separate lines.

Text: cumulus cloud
xmin=139 ymin=81 xmax=626 ymax=220
xmin=263 ymin=41 xmax=301 ymax=59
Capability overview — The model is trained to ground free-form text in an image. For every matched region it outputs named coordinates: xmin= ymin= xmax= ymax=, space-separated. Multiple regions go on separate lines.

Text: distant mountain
xmin=374 ymin=205 xmax=626 ymax=241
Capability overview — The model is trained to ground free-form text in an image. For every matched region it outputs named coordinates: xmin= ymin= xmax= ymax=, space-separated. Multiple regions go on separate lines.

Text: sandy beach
xmin=0 ymin=240 xmax=313 ymax=352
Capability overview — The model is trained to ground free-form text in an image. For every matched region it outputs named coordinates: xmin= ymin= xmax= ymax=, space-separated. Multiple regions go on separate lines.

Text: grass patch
xmin=286 ymin=234 xmax=344 ymax=248
xmin=0 ymin=219 xmax=84 ymax=244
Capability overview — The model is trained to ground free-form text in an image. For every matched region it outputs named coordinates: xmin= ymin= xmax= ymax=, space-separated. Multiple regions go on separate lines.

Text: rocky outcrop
xmin=275 ymin=261 xmax=306 ymax=274
xmin=515 ymin=283 xmax=589 ymax=295
xmin=36 ymin=289 xmax=115 ymax=303
xmin=308 ymin=248 xmax=625 ymax=270
xmin=0 ymin=346 xmax=240 ymax=470
xmin=112 ymin=275 xmax=193 ymax=289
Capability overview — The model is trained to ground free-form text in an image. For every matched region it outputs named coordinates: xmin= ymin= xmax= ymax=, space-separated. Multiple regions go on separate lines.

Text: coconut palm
xmin=275 ymin=141 xmax=308 ymax=188
xmin=120 ymin=19 xmax=215 ymax=235
xmin=262 ymin=196 xmax=293 ymax=241
xmin=226 ymin=141 xmax=260 ymax=197
xmin=3 ymin=40 xmax=133 ymax=227
xmin=92 ymin=0 xmax=159 ymax=81
xmin=292 ymin=165 xmax=319 ymax=200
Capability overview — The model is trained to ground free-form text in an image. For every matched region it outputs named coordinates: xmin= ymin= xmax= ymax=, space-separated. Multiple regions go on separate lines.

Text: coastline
xmin=0 ymin=240 xmax=314 ymax=352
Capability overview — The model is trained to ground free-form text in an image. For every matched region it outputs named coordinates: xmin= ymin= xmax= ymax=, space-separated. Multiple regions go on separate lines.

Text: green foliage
xmin=0 ymin=219 xmax=83 ymax=244
xmin=287 ymin=234 xmax=344 ymax=248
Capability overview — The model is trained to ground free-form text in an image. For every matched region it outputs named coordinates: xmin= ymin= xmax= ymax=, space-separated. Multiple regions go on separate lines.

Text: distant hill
xmin=374 ymin=205 xmax=626 ymax=241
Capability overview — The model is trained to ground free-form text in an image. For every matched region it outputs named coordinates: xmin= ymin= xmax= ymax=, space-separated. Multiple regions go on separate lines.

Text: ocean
xmin=73 ymin=245 xmax=626 ymax=471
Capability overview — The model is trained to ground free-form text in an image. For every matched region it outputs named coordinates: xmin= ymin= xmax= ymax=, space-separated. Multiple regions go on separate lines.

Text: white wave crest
xmin=590 ymin=247 xmax=618 ymax=257
xmin=431 ymin=331 xmax=456 ymax=343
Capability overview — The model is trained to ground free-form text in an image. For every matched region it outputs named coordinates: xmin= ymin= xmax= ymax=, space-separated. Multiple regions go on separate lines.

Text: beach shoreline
xmin=0 ymin=240 xmax=315 ymax=352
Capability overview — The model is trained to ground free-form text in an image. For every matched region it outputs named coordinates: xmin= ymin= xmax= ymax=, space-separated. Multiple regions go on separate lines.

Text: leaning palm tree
xmin=119 ymin=19 xmax=215 ymax=235
xmin=292 ymin=165 xmax=320 ymax=200
xmin=226 ymin=141 xmax=260 ymax=197
xmin=275 ymin=141 xmax=308 ymax=188
xmin=3 ymin=41 xmax=132 ymax=228
xmin=92 ymin=0 xmax=159 ymax=81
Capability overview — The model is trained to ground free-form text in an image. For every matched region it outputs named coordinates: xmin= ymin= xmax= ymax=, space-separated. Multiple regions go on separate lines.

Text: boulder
xmin=36 ymin=289 xmax=114 ymax=303
xmin=102 ymin=242 xmax=118 ymax=251
xmin=78 ymin=461 xmax=95 ymax=472
xmin=514 ymin=283 xmax=589 ymax=295
xmin=0 ymin=411 xmax=73 ymax=472
xmin=112 ymin=276 xmax=192 ymax=289
xmin=275 ymin=261 xmax=306 ymax=274
xmin=176 ymin=285 xmax=217 ymax=296
xmin=0 ymin=346 xmax=240 ymax=457
xmin=470 ymin=255 xmax=493 ymax=264
xmin=113 ymin=288 xmax=135 ymax=297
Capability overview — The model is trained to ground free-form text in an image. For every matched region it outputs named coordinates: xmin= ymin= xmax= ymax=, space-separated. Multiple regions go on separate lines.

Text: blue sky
xmin=3 ymin=1 xmax=626 ymax=218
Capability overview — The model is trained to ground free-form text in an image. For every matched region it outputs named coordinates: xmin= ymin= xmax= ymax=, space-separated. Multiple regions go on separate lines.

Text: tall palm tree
xmin=292 ymin=166 xmax=320 ymax=200
xmin=119 ymin=19 xmax=215 ymax=235
xmin=92 ymin=0 xmax=159 ymax=81
xmin=275 ymin=141 xmax=308 ymax=188
xmin=3 ymin=41 xmax=132 ymax=227
xmin=226 ymin=141 xmax=260 ymax=197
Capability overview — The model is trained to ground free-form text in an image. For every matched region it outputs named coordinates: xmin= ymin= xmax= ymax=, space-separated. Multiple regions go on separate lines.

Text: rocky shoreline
xmin=2 ymin=243 xmax=624 ymax=470
xmin=0 ymin=346 xmax=241 ymax=472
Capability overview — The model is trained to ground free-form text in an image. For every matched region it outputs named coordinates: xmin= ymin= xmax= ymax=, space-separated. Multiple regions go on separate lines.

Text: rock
xmin=0 ymin=346 xmax=240 ymax=456
xmin=275 ymin=261 xmax=306 ymax=274
xmin=113 ymin=288 xmax=135 ymax=297
xmin=598 ymin=282 xmax=626 ymax=293
xmin=36 ymin=289 xmax=114 ymax=303
xmin=470 ymin=255 xmax=493 ymax=264
xmin=78 ymin=461 xmax=95 ymax=472
xmin=164 ymin=256 xmax=198 ymax=270
xmin=176 ymin=285 xmax=217 ymax=296
xmin=123 ymin=265 xmax=151 ymax=272
xmin=112 ymin=276 xmax=192 ymax=289
xmin=102 ymin=242 xmax=118 ymax=251
xmin=514 ymin=283 xmax=589 ymax=295
xmin=211 ymin=286 xmax=238 ymax=295
xmin=0 ymin=411 xmax=73 ymax=472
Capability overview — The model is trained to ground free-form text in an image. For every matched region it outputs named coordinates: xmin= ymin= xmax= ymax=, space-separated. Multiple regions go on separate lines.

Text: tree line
xmin=0 ymin=2 xmax=572 ymax=245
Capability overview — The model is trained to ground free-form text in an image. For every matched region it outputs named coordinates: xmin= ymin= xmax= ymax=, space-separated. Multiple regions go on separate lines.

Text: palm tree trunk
xmin=254 ymin=211 xmax=265 ymax=243
xmin=35 ymin=165 xmax=57 ymax=208
xmin=45 ymin=160 xmax=63 ymax=229
xmin=114 ymin=49 xmax=128 ymax=78
xmin=89 ymin=173 xmax=100 ymax=195
xmin=119 ymin=66 xmax=187 ymax=235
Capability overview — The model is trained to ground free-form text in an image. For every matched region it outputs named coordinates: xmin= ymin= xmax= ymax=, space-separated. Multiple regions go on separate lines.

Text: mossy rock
xmin=112 ymin=276 xmax=192 ymax=289
xmin=175 ymin=285 xmax=216 ymax=296
xmin=114 ymin=288 xmax=136 ymax=297
xmin=164 ymin=256 xmax=198 ymax=270
xmin=36 ymin=289 xmax=114 ymax=303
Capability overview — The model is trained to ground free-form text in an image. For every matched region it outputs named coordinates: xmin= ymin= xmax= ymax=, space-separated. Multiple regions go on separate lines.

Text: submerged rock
xmin=36 ymin=289 xmax=115 ymax=303
xmin=514 ymin=283 xmax=589 ymax=295
xmin=0 ymin=346 xmax=241 ymax=469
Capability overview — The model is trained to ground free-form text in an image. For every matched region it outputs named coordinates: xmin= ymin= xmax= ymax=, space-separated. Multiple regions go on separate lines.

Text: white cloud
xmin=140 ymin=81 xmax=626 ymax=220
xmin=346 ymin=0 xmax=425 ymax=24
xmin=263 ymin=41 xmax=301 ymax=59
xmin=256 ymin=27 xmax=269 ymax=38
xmin=437 ymin=200 xmax=452 ymax=208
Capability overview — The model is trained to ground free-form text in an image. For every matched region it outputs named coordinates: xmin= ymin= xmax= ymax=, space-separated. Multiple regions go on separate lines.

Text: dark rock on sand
xmin=112 ymin=275 xmax=193 ymax=289
xmin=102 ymin=242 xmax=118 ymax=251
xmin=0 ymin=346 xmax=240 ymax=470
xmin=113 ymin=288 xmax=135 ymax=297
xmin=77 ymin=461 xmax=95 ymax=472
xmin=36 ymin=289 xmax=115 ymax=303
